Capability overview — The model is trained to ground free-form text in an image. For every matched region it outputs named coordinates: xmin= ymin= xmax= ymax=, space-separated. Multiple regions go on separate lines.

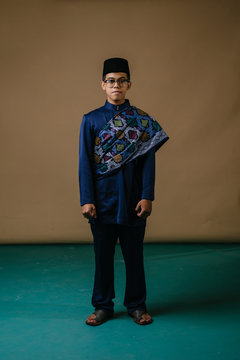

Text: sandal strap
xmin=94 ymin=309 xmax=111 ymax=322
xmin=130 ymin=309 xmax=146 ymax=321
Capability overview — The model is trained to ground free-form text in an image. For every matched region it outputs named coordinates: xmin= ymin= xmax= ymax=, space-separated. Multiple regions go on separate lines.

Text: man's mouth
xmin=112 ymin=91 xmax=121 ymax=93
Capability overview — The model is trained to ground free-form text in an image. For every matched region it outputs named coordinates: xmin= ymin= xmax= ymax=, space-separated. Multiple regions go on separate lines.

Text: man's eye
xmin=108 ymin=80 xmax=115 ymax=84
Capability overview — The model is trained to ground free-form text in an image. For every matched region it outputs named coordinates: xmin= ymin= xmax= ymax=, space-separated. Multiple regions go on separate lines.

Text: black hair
xmin=102 ymin=73 xmax=130 ymax=81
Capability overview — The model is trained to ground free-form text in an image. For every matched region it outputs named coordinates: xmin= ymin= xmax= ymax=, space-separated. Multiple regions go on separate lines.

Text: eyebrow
xmin=106 ymin=76 xmax=127 ymax=80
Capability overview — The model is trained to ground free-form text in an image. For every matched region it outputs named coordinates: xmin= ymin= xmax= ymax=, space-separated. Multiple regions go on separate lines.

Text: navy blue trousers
xmin=90 ymin=222 xmax=147 ymax=315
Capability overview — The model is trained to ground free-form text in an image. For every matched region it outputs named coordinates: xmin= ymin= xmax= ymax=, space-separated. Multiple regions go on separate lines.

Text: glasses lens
xmin=106 ymin=79 xmax=115 ymax=87
xmin=118 ymin=79 xmax=128 ymax=86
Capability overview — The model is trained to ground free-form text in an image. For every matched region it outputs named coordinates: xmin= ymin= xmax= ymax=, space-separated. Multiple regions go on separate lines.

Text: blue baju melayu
xmin=78 ymin=98 xmax=169 ymax=315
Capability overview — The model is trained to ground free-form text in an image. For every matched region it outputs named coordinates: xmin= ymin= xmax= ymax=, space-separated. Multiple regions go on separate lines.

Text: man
xmin=79 ymin=57 xmax=169 ymax=326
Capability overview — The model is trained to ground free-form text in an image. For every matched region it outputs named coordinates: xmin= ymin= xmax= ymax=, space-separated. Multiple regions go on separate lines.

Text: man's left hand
xmin=135 ymin=199 xmax=152 ymax=219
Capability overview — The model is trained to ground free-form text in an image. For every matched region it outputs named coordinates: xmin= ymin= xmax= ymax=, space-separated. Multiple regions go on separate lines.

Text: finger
xmin=83 ymin=209 xmax=93 ymax=219
xmin=135 ymin=203 xmax=140 ymax=212
xmin=90 ymin=207 xmax=97 ymax=218
xmin=137 ymin=208 xmax=145 ymax=217
xmin=91 ymin=210 xmax=97 ymax=218
xmin=138 ymin=209 xmax=151 ymax=218
xmin=145 ymin=210 xmax=151 ymax=218
xmin=89 ymin=209 xmax=94 ymax=217
xmin=83 ymin=212 xmax=91 ymax=219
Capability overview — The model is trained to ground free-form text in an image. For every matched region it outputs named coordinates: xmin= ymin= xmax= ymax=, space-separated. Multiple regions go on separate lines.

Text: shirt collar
xmin=104 ymin=98 xmax=130 ymax=111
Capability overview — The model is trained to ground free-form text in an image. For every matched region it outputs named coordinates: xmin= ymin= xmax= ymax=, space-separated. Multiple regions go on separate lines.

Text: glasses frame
xmin=103 ymin=77 xmax=130 ymax=88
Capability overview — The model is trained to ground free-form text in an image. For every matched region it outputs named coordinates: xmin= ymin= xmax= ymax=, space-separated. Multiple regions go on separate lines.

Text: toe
xmin=86 ymin=313 xmax=97 ymax=324
xmin=140 ymin=313 xmax=152 ymax=324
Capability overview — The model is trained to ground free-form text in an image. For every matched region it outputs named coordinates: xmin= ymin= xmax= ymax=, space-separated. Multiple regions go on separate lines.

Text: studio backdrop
xmin=0 ymin=0 xmax=239 ymax=243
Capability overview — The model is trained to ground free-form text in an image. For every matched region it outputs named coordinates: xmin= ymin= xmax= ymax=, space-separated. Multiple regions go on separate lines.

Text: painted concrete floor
xmin=0 ymin=243 xmax=240 ymax=360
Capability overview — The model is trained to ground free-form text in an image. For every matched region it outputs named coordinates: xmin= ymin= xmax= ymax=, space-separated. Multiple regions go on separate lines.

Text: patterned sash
xmin=93 ymin=105 xmax=169 ymax=178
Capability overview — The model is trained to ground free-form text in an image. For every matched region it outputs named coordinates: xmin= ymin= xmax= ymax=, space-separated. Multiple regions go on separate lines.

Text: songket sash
xmin=93 ymin=105 xmax=169 ymax=178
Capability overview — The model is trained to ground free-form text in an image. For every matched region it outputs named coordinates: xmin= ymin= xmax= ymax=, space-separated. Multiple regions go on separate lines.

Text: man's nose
xmin=113 ymin=81 xmax=120 ymax=87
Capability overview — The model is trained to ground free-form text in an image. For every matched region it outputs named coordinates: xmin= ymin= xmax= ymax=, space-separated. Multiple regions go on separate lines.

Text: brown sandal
xmin=86 ymin=309 xmax=113 ymax=326
xmin=130 ymin=310 xmax=153 ymax=325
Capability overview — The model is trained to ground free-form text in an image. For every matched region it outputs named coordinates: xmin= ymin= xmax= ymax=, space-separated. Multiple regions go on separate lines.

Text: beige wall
xmin=0 ymin=0 xmax=239 ymax=243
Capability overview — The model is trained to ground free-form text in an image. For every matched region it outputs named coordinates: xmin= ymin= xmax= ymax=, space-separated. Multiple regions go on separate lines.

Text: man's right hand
xmin=81 ymin=204 xmax=97 ymax=219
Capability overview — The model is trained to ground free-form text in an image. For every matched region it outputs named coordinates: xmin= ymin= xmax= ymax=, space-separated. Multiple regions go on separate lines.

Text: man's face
xmin=101 ymin=72 xmax=131 ymax=105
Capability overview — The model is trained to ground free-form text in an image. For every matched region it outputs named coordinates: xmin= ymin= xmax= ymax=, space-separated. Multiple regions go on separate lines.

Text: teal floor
xmin=0 ymin=243 xmax=240 ymax=360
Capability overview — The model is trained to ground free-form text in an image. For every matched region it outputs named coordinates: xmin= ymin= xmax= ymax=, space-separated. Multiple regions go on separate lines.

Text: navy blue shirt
xmin=79 ymin=98 xmax=156 ymax=225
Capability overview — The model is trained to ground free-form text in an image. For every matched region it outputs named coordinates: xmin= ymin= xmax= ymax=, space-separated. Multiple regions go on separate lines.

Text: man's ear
xmin=127 ymin=81 xmax=132 ymax=90
xmin=101 ymin=80 xmax=106 ymax=91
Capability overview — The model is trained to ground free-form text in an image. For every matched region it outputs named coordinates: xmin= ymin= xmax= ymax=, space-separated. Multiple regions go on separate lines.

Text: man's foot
xmin=130 ymin=309 xmax=153 ymax=325
xmin=85 ymin=309 xmax=113 ymax=326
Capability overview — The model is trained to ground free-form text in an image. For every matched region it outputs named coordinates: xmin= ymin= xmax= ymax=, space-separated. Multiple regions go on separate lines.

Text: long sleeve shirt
xmin=79 ymin=98 xmax=156 ymax=225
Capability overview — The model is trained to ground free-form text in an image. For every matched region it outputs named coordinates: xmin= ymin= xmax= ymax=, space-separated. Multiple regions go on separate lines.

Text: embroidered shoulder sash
xmin=93 ymin=105 xmax=169 ymax=178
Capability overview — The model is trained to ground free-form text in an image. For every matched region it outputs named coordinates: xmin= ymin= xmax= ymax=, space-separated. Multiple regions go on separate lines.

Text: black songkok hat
xmin=102 ymin=57 xmax=130 ymax=80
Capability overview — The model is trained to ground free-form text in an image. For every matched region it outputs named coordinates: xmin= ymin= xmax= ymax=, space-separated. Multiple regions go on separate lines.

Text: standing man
xmin=79 ymin=57 xmax=169 ymax=326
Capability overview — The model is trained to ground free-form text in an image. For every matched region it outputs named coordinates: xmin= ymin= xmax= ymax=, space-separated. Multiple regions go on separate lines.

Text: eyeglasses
xmin=103 ymin=78 xmax=130 ymax=87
